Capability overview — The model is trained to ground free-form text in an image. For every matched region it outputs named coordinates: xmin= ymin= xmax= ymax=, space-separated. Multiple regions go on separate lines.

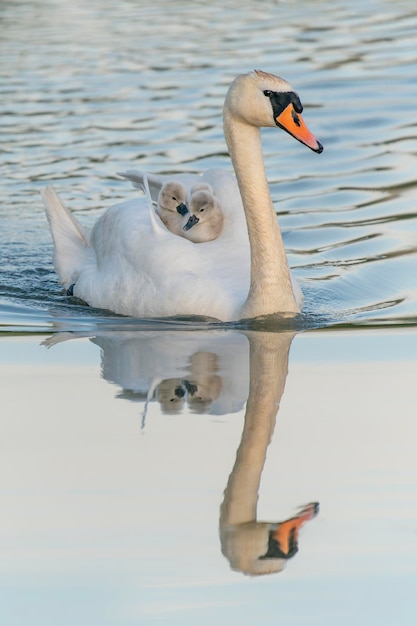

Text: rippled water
xmin=2 ymin=0 xmax=417 ymax=329
xmin=2 ymin=1 xmax=417 ymax=625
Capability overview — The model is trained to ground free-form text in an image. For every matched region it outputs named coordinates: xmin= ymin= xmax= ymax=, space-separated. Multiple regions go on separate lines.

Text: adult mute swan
xmin=42 ymin=70 xmax=323 ymax=321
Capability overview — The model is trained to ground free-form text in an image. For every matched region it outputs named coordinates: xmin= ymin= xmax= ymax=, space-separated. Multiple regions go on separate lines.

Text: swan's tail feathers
xmin=41 ymin=186 xmax=90 ymax=289
xmin=118 ymin=169 xmax=162 ymax=203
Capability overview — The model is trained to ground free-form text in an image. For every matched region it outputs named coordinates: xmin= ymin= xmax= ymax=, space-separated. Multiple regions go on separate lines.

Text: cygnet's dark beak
xmin=176 ymin=203 xmax=188 ymax=216
xmin=183 ymin=214 xmax=199 ymax=231
xmin=174 ymin=385 xmax=186 ymax=398
xmin=183 ymin=379 xmax=198 ymax=396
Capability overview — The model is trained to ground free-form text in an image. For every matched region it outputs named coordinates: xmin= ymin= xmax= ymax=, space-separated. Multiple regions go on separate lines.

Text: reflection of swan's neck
xmin=220 ymin=332 xmax=293 ymax=527
xmin=223 ymin=112 xmax=299 ymax=318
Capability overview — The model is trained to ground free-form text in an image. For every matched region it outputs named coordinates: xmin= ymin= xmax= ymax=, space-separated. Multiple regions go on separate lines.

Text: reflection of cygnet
xmin=183 ymin=185 xmax=224 ymax=243
xmin=184 ymin=351 xmax=223 ymax=413
xmin=156 ymin=182 xmax=189 ymax=236
xmin=155 ymin=378 xmax=186 ymax=414
xmin=184 ymin=375 xmax=223 ymax=413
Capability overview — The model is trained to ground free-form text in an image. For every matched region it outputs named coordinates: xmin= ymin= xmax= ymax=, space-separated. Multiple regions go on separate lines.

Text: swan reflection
xmin=46 ymin=330 xmax=249 ymax=416
xmin=219 ymin=331 xmax=318 ymax=575
xmin=44 ymin=328 xmax=318 ymax=575
xmin=87 ymin=331 xmax=250 ymax=418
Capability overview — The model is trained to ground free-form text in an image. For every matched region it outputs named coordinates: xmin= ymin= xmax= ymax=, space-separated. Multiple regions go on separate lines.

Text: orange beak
xmin=276 ymin=104 xmax=323 ymax=153
xmin=271 ymin=502 xmax=319 ymax=557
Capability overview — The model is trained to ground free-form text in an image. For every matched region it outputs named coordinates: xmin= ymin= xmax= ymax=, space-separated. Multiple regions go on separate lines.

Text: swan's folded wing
xmin=118 ymin=169 xmax=204 ymax=203
xmin=118 ymin=169 xmax=163 ymax=203
xmin=142 ymin=172 xmax=170 ymax=236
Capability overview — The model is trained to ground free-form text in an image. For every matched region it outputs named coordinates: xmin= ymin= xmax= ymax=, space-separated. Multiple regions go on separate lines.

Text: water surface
xmin=2 ymin=0 xmax=417 ymax=329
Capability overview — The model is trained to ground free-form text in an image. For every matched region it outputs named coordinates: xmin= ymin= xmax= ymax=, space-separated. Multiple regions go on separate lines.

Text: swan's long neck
xmin=223 ymin=112 xmax=299 ymax=318
xmin=220 ymin=332 xmax=294 ymax=526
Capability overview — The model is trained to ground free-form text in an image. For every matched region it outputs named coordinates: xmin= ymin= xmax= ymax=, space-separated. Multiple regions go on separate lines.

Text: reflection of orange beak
xmin=270 ymin=502 xmax=319 ymax=558
xmin=276 ymin=104 xmax=323 ymax=153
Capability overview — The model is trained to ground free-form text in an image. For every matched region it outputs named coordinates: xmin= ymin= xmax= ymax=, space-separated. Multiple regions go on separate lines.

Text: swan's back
xmin=73 ymin=191 xmax=250 ymax=320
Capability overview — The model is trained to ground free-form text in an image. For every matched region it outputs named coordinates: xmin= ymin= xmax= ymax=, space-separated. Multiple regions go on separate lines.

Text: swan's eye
xmin=263 ymin=90 xmax=273 ymax=98
xmin=199 ymin=208 xmax=205 ymax=212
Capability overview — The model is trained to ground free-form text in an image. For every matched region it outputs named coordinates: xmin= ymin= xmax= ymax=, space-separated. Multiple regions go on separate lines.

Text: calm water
xmin=2 ymin=0 xmax=417 ymax=624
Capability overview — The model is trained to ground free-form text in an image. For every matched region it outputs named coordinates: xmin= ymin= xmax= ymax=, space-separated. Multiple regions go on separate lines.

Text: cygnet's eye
xmin=263 ymin=90 xmax=273 ymax=98
xmin=199 ymin=208 xmax=205 ymax=212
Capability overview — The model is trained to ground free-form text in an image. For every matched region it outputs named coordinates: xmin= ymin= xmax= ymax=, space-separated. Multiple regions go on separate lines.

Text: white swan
xmin=42 ymin=70 xmax=322 ymax=321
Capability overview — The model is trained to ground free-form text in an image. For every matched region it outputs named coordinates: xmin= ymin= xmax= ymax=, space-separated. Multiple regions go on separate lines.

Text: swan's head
xmin=158 ymin=182 xmax=188 ymax=216
xmin=220 ymin=502 xmax=319 ymax=576
xmin=183 ymin=190 xmax=224 ymax=242
xmin=224 ymin=69 xmax=323 ymax=153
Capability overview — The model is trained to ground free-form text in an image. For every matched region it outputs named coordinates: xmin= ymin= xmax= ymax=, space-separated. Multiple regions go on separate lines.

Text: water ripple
xmin=2 ymin=0 xmax=417 ymax=330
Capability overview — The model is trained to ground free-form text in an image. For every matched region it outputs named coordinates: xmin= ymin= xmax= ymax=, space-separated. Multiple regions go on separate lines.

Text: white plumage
xmin=42 ymin=70 xmax=322 ymax=321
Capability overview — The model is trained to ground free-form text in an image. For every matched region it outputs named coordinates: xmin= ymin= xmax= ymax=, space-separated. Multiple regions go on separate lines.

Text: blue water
xmin=2 ymin=0 xmax=417 ymax=330
xmin=2 ymin=1 xmax=417 ymax=624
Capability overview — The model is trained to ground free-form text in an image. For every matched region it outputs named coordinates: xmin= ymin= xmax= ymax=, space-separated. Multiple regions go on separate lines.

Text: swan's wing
xmin=118 ymin=169 xmax=205 ymax=203
xmin=141 ymin=170 xmax=152 ymax=204
xmin=140 ymin=377 xmax=161 ymax=430
xmin=142 ymin=172 xmax=168 ymax=236
xmin=117 ymin=169 xmax=146 ymax=191
xmin=116 ymin=170 xmax=167 ymax=235
xmin=118 ymin=169 xmax=163 ymax=203
xmin=41 ymin=186 xmax=91 ymax=288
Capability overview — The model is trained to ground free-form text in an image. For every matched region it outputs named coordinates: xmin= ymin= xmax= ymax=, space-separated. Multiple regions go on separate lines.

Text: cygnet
xmin=183 ymin=188 xmax=224 ymax=243
xmin=156 ymin=181 xmax=189 ymax=236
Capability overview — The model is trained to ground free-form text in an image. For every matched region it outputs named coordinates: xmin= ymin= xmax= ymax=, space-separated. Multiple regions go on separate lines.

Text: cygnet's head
xmin=183 ymin=190 xmax=224 ymax=243
xmin=156 ymin=378 xmax=186 ymax=414
xmin=189 ymin=181 xmax=213 ymax=196
xmin=157 ymin=182 xmax=188 ymax=216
